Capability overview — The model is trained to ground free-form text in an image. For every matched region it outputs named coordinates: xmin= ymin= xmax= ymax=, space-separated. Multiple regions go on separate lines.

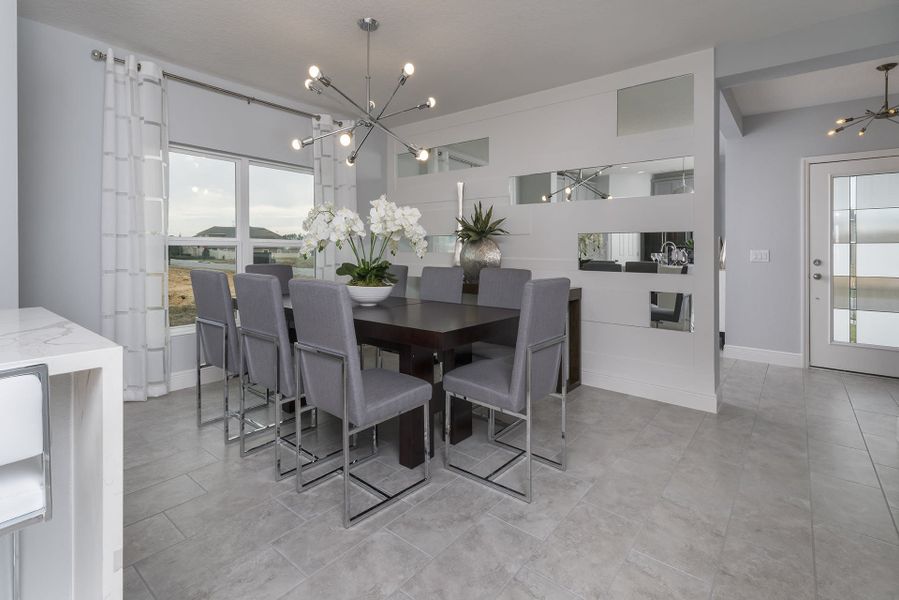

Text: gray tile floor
xmin=123 ymin=358 xmax=899 ymax=599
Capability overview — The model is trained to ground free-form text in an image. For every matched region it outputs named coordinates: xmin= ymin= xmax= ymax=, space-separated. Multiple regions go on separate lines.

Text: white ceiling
xmin=19 ymin=0 xmax=897 ymax=123
xmin=730 ymin=55 xmax=899 ymax=116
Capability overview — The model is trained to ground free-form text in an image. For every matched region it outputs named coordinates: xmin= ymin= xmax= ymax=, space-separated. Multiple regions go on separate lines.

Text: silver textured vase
xmin=460 ymin=238 xmax=501 ymax=283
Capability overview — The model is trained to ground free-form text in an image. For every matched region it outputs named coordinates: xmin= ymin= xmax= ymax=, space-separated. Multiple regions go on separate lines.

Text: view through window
xmin=167 ymin=148 xmax=315 ymax=327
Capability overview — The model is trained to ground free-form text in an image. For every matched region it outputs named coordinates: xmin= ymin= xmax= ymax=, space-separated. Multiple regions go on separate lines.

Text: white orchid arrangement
xmin=300 ymin=196 xmax=428 ymax=286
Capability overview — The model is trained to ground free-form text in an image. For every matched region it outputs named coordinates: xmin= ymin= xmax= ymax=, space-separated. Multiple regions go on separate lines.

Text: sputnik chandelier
xmin=291 ymin=17 xmax=436 ymax=166
xmin=827 ymin=62 xmax=898 ymax=137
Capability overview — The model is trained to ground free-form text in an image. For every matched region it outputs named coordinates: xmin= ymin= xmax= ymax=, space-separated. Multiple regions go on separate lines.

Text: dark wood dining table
xmin=234 ymin=294 xmax=520 ymax=469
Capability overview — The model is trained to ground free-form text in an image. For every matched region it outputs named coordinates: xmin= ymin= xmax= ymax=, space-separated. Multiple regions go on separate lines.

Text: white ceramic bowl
xmin=346 ymin=284 xmax=394 ymax=306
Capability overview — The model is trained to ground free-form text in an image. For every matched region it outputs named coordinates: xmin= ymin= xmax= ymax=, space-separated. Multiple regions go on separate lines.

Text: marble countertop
xmin=0 ymin=307 xmax=121 ymax=375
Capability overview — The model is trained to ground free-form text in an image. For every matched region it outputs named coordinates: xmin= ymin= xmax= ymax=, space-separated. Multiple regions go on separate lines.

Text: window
xmin=167 ymin=146 xmax=315 ymax=329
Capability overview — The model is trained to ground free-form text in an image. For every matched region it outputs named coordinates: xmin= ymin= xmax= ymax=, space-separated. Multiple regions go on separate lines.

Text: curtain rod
xmin=90 ymin=49 xmax=330 ymax=122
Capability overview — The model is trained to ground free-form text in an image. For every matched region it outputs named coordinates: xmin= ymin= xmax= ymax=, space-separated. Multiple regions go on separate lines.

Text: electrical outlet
xmin=749 ymin=249 xmax=770 ymax=263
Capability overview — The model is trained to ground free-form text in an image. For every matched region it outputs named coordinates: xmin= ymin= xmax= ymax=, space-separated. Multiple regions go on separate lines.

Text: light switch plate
xmin=749 ymin=249 xmax=770 ymax=263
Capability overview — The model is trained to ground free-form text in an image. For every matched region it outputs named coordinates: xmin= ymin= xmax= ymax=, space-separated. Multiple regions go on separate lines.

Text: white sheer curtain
xmin=312 ymin=114 xmax=357 ymax=280
xmin=100 ymin=51 xmax=170 ymax=401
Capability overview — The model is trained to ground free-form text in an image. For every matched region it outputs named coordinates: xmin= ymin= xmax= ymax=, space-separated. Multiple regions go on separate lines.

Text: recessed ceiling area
xmin=729 ymin=55 xmax=899 ymax=116
xmin=17 ymin=0 xmax=898 ymax=122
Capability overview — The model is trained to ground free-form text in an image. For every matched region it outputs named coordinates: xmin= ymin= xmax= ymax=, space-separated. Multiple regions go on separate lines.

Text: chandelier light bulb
xmin=564 ymin=187 xmax=572 ymax=195
xmin=403 ymin=63 xmax=415 ymax=76
xmin=369 ymin=100 xmax=376 ymax=111
xmin=291 ymin=138 xmax=302 ymax=150
xmin=835 ymin=118 xmax=846 ymax=125
xmin=827 ymin=129 xmax=836 ymax=136
xmin=890 ymin=108 xmax=897 ymax=115
xmin=858 ymin=128 xmax=866 ymax=137
xmin=541 ymin=195 xmax=548 ymax=202
xmin=339 ymin=132 xmax=353 ymax=147
xmin=427 ymin=97 xmax=436 ymax=108
xmin=308 ymin=65 xmax=321 ymax=79
xmin=346 ymin=156 xmax=356 ymax=167
xmin=416 ymin=148 xmax=429 ymax=161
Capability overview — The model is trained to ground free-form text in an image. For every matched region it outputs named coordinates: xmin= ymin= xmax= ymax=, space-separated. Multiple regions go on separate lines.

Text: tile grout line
xmin=133 ymin=563 xmax=159 ymax=600
xmin=707 ymin=362 xmax=766 ymax=600
xmin=841 ymin=373 xmax=899 ymax=541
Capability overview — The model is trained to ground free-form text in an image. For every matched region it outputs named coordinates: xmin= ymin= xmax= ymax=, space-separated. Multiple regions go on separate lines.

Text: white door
xmin=809 ymin=154 xmax=899 ymax=377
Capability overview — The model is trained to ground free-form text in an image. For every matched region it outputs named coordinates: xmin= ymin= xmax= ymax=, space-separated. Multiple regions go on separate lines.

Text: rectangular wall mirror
xmin=510 ymin=156 xmax=693 ymax=204
xmin=578 ymin=231 xmax=693 ymax=273
xmin=397 ymin=137 xmax=489 ymax=177
xmin=651 ymin=291 xmax=693 ymax=331
xmin=618 ymin=74 xmax=693 ymax=136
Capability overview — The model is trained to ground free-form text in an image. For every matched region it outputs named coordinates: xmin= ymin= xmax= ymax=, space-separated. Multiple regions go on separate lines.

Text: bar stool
xmin=0 ymin=364 xmax=51 ymax=600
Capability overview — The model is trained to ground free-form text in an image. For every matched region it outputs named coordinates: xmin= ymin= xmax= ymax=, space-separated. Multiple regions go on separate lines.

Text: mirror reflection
xmin=510 ymin=156 xmax=693 ymax=204
xmin=618 ymin=74 xmax=694 ymax=136
xmin=578 ymin=231 xmax=693 ymax=273
xmin=397 ymin=137 xmax=489 ymax=177
xmin=651 ymin=291 xmax=693 ymax=332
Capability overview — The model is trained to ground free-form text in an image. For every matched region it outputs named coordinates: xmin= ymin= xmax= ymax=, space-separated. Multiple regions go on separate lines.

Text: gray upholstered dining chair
xmin=472 ymin=267 xmax=531 ymax=361
xmin=234 ymin=273 xmax=314 ymax=478
xmin=420 ymin=266 xmax=464 ymax=303
xmin=443 ymin=278 xmax=570 ymax=502
xmin=191 ymin=269 xmax=244 ymax=441
xmin=0 ymin=364 xmax=51 ymax=600
xmin=290 ymin=279 xmax=432 ymax=527
xmin=387 ymin=264 xmax=409 ymax=297
xmin=246 ymin=263 xmax=294 ymax=295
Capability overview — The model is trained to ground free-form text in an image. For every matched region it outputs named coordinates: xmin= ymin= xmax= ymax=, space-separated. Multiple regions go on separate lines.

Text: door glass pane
xmin=169 ymin=153 xmax=237 ymax=238
xmin=831 ymin=172 xmax=899 ymax=348
xmin=251 ymin=246 xmax=315 ymax=279
xmin=832 ymin=210 xmax=850 ymax=243
xmin=855 ymin=172 xmax=899 ymax=209
xmin=168 ymin=245 xmax=236 ymax=327
xmin=856 ymin=208 xmax=899 ymax=243
xmin=856 ymin=243 xmax=899 ymax=278
xmin=856 ymin=310 xmax=899 ymax=347
xmin=833 ymin=177 xmax=850 ymax=210
xmin=248 ymin=164 xmax=314 ymax=239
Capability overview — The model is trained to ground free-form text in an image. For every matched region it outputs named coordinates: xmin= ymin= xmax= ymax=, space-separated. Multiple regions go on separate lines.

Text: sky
xmin=168 ymin=152 xmax=314 ymax=238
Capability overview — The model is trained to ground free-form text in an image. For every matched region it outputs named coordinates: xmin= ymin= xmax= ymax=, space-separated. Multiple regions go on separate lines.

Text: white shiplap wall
xmin=387 ymin=50 xmax=720 ymax=411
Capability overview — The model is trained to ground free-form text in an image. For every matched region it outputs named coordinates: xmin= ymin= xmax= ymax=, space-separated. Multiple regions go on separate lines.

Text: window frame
xmin=167 ymin=143 xmax=314 ymax=335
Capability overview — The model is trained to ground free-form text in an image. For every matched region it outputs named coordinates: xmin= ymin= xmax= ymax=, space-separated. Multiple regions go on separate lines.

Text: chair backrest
xmin=234 ymin=273 xmax=297 ymax=398
xmin=0 ymin=364 xmax=51 ymax=531
xmin=190 ymin=270 xmax=240 ymax=375
xmin=0 ymin=365 xmax=48 ymax=468
xmin=290 ymin=280 xmax=366 ymax=424
xmin=420 ymin=266 xmax=463 ymax=303
xmin=625 ymin=261 xmax=658 ymax=273
xmin=477 ymin=268 xmax=532 ymax=310
xmin=245 ymin=263 xmax=293 ymax=295
xmin=508 ymin=279 xmax=570 ymax=412
xmin=388 ymin=264 xmax=409 ymax=297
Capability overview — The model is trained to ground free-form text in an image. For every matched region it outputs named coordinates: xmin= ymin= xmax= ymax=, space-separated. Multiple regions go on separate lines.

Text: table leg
xmin=398 ymin=345 xmax=435 ymax=469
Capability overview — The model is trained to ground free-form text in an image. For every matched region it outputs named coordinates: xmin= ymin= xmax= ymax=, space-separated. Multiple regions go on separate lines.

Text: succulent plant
xmin=456 ymin=201 xmax=509 ymax=243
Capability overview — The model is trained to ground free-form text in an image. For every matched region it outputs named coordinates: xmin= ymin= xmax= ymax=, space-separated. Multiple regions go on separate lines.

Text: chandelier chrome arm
xmin=295 ymin=120 xmax=363 ymax=149
xmin=827 ymin=62 xmax=898 ymax=136
xmin=379 ymin=100 xmax=436 ymax=121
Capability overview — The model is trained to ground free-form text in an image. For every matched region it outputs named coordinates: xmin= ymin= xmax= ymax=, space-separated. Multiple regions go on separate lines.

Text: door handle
xmin=813 ymin=259 xmax=822 ymax=266
xmin=813 ymin=273 xmax=822 ymax=280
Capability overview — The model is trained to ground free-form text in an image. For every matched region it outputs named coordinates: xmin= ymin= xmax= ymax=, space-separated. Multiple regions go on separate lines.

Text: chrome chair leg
xmin=12 ymin=530 xmax=20 ymax=600
xmin=487 ymin=409 xmax=496 ymax=441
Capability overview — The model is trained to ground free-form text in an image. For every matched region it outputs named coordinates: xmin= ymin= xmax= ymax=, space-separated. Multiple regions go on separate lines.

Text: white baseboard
xmin=722 ymin=345 xmax=804 ymax=368
xmin=169 ymin=366 xmax=224 ymax=392
xmin=581 ymin=369 xmax=719 ymax=413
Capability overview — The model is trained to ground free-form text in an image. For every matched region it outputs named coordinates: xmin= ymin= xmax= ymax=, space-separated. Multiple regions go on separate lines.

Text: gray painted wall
xmin=17 ymin=18 xmax=336 ymax=377
xmin=1 ymin=0 xmax=17 ymax=309
xmin=724 ymin=95 xmax=898 ymax=354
